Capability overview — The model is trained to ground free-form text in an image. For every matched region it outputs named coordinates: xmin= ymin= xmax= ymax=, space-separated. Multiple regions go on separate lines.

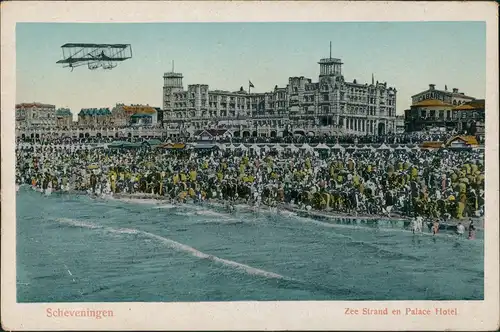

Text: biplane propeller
xmin=56 ymin=43 xmax=132 ymax=71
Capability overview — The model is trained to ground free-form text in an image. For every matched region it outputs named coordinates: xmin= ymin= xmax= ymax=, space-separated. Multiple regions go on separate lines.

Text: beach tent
xmin=345 ymin=145 xmax=357 ymax=151
xmin=378 ymin=143 xmax=391 ymax=150
xmin=194 ymin=143 xmax=217 ymax=149
xmin=145 ymin=139 xmax=162 ymax=147
xmin=227 ymin=144 xmax=236 ymax=151
xmin=300 ymin=144 xmax=314 ymax=152
xmin=109 ymin=140 xmax=127 ymax=148
xmin=122 ymin=142 xmax=142 ymax=149
xmin=238 ymin=144 xmax=248 ymax=151
xmin=272 ymin=145 xmax=283 ymax=152
xmin=263 ymin=145 xmax=271 ymax=152
xmin=250 ymin=144 xmax=260 ymax=153
xmin=289 ymin=144 xmax=299 ymax=153
xmin=404 ymin=146 xmax=412 ymax=152
xmin=160 ymin=143 xmax=186 ymax=150
xmin=315 ymin=143 xmax=330 ymax=150
xmin=395 ymin=145 xmax=405 ymax=150
xmin=331 ymin=143 xmax=345 ymax=151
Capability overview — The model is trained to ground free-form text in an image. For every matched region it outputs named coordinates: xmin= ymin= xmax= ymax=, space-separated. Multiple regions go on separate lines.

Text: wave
xmin=139 ymin=230 xmax=288 ymax=280
xmin=54 ymin=218 xmax=289 ymax=281
xmin=55 ymin=218 xmax=103 ymax=229
xmin=51 ymin=217 xmax=390 ymax=298
xmin=110 ymin=197 xmax=160 ymax=205
xmin=156 ymin=204 xmax=178 ymax=210
xmin=194 ymin=210 xmax=228 ymax=218
xmin=291 ymin=214 xmax=481 ymax=241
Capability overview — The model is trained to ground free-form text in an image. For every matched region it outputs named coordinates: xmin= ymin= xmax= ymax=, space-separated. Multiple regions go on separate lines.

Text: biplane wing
xmin=56 ymin=43 xmax=132 ymax=70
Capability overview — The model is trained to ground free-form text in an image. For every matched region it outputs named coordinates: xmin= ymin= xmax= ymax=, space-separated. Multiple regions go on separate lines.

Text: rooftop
xmin=79 ymin=108 xmax=112 ymax=116
xmin=56 ymin=108 xmax=72 ymax=116
xmin=16 ymin=103 xmax=55 ymax=108
xmin=412 ymin=99 xmax=454 ymax=107
xmin=121 ymin=105 xmax=157 ymax=114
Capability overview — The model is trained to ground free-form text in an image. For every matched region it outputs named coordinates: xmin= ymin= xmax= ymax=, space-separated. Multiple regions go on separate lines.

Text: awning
xmin=331 ymin=143 xmax=345 ymax=150
xmin=146 ymin=139 xmax=163 ymax=146
xmin=314 ymin=143 xmax=330 ymax=150
xmin=160 ymin=143 xmax=186 ymax=149
xmin=195 ymin=143 xmax=217 ymax=149
xmin=378 ymin=143 xmax=391 ymax=150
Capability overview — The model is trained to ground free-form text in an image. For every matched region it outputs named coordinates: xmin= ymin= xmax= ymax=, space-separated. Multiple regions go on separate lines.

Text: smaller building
xmin=445 ymin=135 xmax=479 ymax=148
xmin=195 ymin=129 xmax=232 ymax=141
xmin=55 ymin=108 xmax=73 ymax=128
xmin=16 ymin=102 xmax=56 ymax=128
xmin=452 ymin=99 xmax=485 ymax=135
xmin=405 ymin=84 xmax=482 ymax=133
xmin=411 ymin=84 xmax=475 ymax=106
xmin=395 ymin=115 xmax=405 ymax=134
xmin=404 ymin=99 xmax=455 ymax=132
xmin=78 ymin=108 xmax=112 ymax=127
xmin=112 ymin=104 xmax=158 ymax=127
xmin=130 ymin=113 xmax=154 ymax=126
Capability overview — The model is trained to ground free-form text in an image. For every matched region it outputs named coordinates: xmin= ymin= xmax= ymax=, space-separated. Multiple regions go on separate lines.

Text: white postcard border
xmin=1 ymin=1 xmax=499 ymax=331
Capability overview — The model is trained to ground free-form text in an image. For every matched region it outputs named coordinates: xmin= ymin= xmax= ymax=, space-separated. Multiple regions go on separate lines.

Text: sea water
xmin=16 ymin=188 xmax=484 ymax=302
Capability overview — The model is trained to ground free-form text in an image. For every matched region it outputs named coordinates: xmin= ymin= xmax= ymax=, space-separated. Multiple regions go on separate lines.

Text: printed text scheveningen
xmin=46 ymin=308 xmax=114 ymax=319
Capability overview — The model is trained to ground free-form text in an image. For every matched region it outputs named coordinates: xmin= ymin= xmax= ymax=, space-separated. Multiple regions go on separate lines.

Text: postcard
xmin=1 ymin=1 xmax=499 ymax=331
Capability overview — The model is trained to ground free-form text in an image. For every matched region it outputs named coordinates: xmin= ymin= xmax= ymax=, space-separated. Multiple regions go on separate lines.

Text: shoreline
xmin=109 ymin=192 xmax=485 ymax=231
xmin=19 ymin=186 xmax=484 ymax=231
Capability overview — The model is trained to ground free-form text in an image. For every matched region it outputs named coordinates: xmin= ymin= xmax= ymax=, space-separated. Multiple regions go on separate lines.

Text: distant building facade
xmin=453 ymin=99 xmax=485 ymax=135
xmin=395 ymin=115 xmax=405 ymax=134
xmin=78 ymin=108 xmax=112 ymax=127
xmin=163 ymin=54 xmax=397 ymax=139
xmin=111 ymin=104 xmax=159 ymax=127
xmin=55 ymin=108 xmax=73 ymax=128
xmin=16 ymin=103 xmax=56 ymax=128
xmin=405 ymin=84 xmax=483 ymax=133
xmin=411 ymin=84 xmax=475 ymax=106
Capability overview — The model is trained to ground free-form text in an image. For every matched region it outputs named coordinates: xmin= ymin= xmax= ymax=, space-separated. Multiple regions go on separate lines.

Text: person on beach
xmin=432 ymin=219 xmax=440 ymax=235
xmin=15 ymin=136 xmax=485 ymax=225
xmin=468 ymin=219 xmax=476 ymax=240
xmin=456 ymin=222 xmax=465 ymax=237
xmin=410 ymin=217 xmax=418 ymax=234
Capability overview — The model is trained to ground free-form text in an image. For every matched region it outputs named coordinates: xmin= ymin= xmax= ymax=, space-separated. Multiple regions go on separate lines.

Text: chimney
xmin=429 ymin=84 xmax=435 ymax=90
xmin=453 ymin=88 xmax=459 ymax=93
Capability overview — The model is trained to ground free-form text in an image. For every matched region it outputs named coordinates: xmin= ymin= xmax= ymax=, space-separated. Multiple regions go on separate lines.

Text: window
xmin=430 ymin=110 xmax=436 ymax=118
xmin=447 ymin=110 xmax=451 ymax=119
xmin=439 ymin=110 xmax=444 ymax=118
xmin=420 ymin=110 xmax=427 ymax=118
xmin=323 ymin=94 xmax=329 ymax=101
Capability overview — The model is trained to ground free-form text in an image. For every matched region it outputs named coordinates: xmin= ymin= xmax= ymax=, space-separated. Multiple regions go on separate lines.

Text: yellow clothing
xmin=189 ymin=170 xmax=197 ymax=182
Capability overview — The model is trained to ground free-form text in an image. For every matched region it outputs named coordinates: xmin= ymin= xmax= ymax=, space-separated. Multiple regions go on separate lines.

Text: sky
xmin=16 ymin=22 xmax=486 ymax=119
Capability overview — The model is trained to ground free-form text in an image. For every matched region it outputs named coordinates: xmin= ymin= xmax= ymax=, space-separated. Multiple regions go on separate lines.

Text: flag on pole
xmin=249 ymin=81 xmax=255 ymax=88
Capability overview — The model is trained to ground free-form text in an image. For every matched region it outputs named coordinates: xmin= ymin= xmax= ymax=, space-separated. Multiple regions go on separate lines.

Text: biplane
xmin=56 ymin=43 xmax=132 ymax=71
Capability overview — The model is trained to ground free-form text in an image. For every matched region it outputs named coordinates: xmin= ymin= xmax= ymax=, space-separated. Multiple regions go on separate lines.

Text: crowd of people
xmin=16 ymin=138 xmax=485 ymax=223
xmin=16 ymin=129 xmax=484 ymax=146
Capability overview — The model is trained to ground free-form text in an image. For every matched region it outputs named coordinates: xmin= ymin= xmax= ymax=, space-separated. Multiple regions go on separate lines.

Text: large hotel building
xmin=163 ymin=53 xmax=397 ymax=138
